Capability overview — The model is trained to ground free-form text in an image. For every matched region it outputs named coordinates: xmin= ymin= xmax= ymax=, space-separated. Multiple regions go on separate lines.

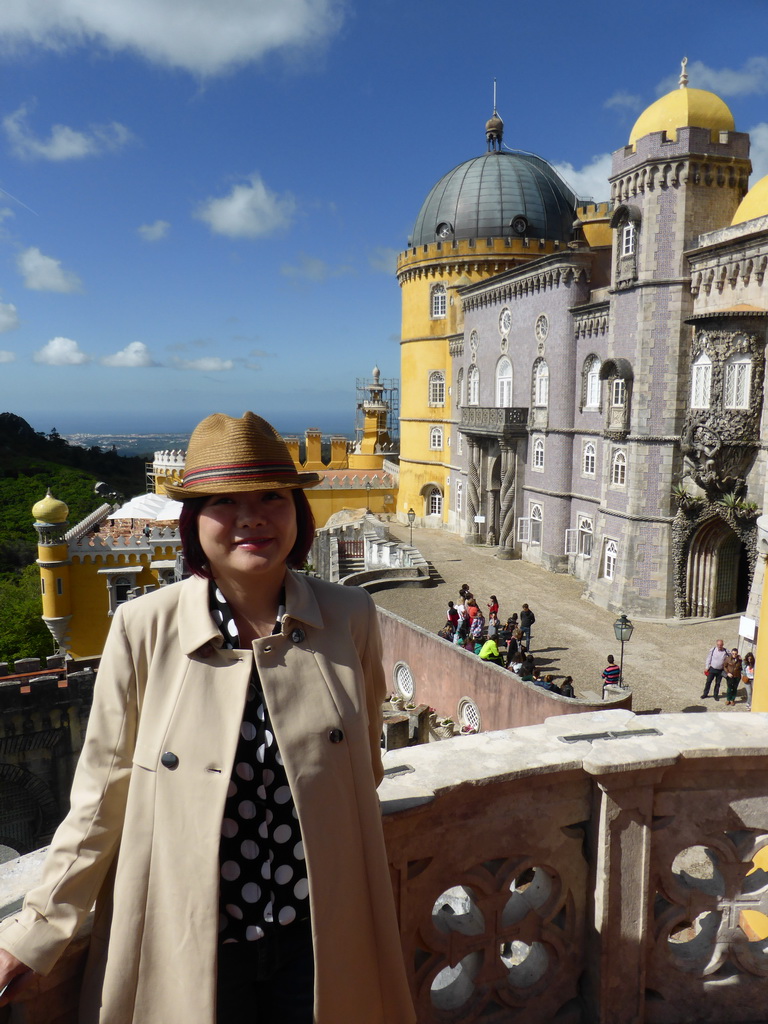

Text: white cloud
xmin=747 ymin=122 xmax=768 ymax=183
xmin=101 ymin=341 xmax=157 ymax=367
xmin=553 ymin=153 xmax=612 ymax=203
xmin=0 ymin=350 xmax=15 ymax=363
xmin=138 ymin=219 xmax=170 ymax=241
xmin=3 ymin=103 xmax=132 ymax=161
xmin=195 ymin=173 xmax=295 ymax=238
xmin=0 ymin=300 xmax=19 ymax=332
xmin=0 ymin=207 xmax=14 ymax=222
xmin=280 ymin=253 xmax=352 ymax=282
xmin=34 ymin=336 xmax=90 ymax=365
xmin=604 ymin=91 xmax=643 ymax=113
xmin=657 ymin=58 xmax=768 ymax=98
xmin=173 ymin=356 xmax=234 ymax=371
xmin=0 ymin=0 xmax=345 ymax=76
xmin=17 ymin=246 xmax=82 ymax=292
xmin=368 ymin=246 xmax=398 ymax=274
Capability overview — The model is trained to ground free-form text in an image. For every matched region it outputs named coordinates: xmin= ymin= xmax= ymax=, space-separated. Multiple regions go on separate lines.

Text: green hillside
xmin=0 ymin=413 xmax=148 ymax=663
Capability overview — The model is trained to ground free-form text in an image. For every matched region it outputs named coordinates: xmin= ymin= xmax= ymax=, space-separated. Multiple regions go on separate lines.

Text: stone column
xmin=497 ymin=441 xmax=516 ymax=559
xmin=585 ymin=761 xmax=670 ymax=1023
xmin=465 ymin=439 xmax=481 ymax=545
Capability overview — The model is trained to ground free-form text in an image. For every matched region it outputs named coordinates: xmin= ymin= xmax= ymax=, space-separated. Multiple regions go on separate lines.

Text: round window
xmin=394 ymin=662 xmax=415 ymax=701
xmin=457 ymin=698 xmax=481 ymax=733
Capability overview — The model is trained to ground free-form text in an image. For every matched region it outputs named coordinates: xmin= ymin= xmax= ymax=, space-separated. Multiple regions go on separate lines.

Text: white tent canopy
xmin=110 ymin=493 xmax=182 ymax=521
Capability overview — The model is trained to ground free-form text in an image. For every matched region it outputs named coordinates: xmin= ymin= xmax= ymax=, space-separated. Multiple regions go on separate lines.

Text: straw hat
xmin=164 ymin=412 xmax=321 ymax=500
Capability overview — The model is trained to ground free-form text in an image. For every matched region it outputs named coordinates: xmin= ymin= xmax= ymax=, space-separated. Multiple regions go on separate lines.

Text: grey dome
xmin=410 ymin=150 xmax=578 ymax=247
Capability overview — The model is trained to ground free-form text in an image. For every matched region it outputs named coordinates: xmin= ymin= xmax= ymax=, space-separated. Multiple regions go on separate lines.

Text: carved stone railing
xmin=460 ymin=406 xmax=528 ymax=439
xmin=380 ymin=710 xmax=768 ymax=1023
xmin=3 ymin=710 xmax=768 ymax=1023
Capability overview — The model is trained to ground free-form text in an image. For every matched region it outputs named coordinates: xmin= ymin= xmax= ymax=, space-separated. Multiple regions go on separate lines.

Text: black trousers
xmin=216 ymin=919 xmax=314 ymax=1024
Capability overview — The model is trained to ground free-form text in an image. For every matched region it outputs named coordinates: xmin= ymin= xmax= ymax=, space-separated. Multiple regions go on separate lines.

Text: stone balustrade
xmin=3 ymin=710 xmax=768 ymax=1023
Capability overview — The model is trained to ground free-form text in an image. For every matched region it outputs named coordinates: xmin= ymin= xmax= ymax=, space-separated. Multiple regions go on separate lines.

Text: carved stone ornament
xmin=680 ymin=327 xmax=765 ymax=496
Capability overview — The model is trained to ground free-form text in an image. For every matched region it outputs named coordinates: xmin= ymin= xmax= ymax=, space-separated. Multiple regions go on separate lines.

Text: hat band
xmin=183 ymin=459 xmax=299 ymax=489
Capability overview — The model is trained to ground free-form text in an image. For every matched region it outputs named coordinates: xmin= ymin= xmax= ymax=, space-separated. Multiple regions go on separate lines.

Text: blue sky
xmin=1 ymin=0 xmax=768 ymax=434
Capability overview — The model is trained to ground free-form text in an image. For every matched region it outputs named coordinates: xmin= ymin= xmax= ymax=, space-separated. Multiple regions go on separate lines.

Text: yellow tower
xmin=396 ymin=108 xmax=580 ymax=529
xmin=32 ymin=490 xmax=73 ymax=655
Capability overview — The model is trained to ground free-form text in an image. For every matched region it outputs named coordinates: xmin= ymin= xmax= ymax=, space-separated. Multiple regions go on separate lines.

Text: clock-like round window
xmin=499 ymin=307 xmax=512 ymax=336
xmin=534 ymin=314 xmax=549 ymax=342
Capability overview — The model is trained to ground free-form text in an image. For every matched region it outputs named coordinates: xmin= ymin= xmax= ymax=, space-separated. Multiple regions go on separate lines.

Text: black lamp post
xmin=407 ymin=508 xmax=416 ymax=546
xmin=613 ymin=613 xmax=634 ymax=687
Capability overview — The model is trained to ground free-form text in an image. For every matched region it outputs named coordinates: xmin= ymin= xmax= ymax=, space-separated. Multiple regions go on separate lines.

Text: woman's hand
xmin=0 ymin=949 xmax=34 ymax=1005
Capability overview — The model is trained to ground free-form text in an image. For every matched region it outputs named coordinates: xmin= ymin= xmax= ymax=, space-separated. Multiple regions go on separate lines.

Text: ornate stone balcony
xmin=3 ymin=710 xmax=768 ymax=1023
xmin=460 ymin=406 xmax=528 ymax=439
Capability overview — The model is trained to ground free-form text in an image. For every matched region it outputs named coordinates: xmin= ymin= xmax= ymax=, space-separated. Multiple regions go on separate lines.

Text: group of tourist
xmin=702 ymin=639 xmax=756 ymax=708
xmin=438 ymin=588 xmax=576 ymax=698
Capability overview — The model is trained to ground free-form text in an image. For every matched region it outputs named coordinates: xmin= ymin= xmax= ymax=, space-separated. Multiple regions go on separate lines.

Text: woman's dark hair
xmin=179 ymin=489 xmax=316 ymax=579
xmin=745 ymin=652 xmax=756 ymax=666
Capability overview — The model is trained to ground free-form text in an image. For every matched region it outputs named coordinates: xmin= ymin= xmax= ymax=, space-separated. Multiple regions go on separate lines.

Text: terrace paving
xmin=371 ymin=523 xmax=752 ymax=716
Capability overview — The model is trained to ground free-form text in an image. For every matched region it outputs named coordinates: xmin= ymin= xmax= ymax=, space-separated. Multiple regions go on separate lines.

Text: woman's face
xmin=197 ymin=489 xmax=297 ymax=585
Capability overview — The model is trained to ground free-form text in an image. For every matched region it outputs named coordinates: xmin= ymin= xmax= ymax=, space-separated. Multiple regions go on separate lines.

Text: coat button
xmin=291 ymin=628 xmax=305 ymax=644
xmin=328 ymin=728 xmax=344 ymax=744
xmin=161 ymin=751 xmax=179 ymax=770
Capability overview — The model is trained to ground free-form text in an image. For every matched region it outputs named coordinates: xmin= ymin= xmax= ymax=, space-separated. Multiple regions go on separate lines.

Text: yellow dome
xmin=732 ymin=174 xmax=768 ymax=225
xmin=629 ymin=87 xmax=734 ymax=147
xmin=32 ymin=489 xmax=69 ymax=524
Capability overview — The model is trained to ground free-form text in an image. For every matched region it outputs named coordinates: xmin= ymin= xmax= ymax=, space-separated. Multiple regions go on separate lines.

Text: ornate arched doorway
xmin=685 ymin=517 xmax=750 ymax=618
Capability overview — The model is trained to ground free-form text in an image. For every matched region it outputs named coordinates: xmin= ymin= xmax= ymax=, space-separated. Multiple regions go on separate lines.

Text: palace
xmin=396 ymin=64 xmax=768 ymax=621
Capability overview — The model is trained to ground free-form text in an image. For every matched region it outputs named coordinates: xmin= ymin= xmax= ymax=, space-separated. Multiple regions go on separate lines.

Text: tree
xmin=0 ymin=564 xmax=54 ymax=665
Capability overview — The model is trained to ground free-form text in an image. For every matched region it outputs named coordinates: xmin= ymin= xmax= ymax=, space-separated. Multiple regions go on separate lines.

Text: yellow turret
xmin=33 ymin=490 xmax=73 ymax=653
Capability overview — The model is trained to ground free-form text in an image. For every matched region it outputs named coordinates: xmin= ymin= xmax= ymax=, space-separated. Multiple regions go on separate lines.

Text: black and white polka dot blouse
xmin=210 ymin=582 xmax=310 ymax=944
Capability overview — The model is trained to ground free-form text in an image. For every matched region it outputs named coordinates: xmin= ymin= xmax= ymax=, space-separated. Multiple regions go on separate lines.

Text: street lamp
xmin=613 ymin=613 xmax=634 ymax=687
xmin=407 ymin=508 xmax=416 ymax=546
xmin=365 ymin=480 xmax=371 ymax=513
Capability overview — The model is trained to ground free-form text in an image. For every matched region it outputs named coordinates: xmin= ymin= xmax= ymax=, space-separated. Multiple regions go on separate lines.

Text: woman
xmin=559 ymin=676 xmax=575 ymax=698
xmin=742 ymin=652 xmax=755 ymax=709
xmin=446 ymin=600 xmax=460 ymax=632
xmin=487 ymin=595 xmax=499 ymax=618
xmin=724 ymin=647 xmax=742 ymax=706
xmin=0 ymin=412 xmax=415 ymax=1024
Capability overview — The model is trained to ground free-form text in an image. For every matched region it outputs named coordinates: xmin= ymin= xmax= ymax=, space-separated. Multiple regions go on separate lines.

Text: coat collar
xmin=177 ymin=570 xmax=325 ymax=656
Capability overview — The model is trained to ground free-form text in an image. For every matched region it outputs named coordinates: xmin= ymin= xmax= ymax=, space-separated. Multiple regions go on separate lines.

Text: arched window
xmin=431 ymin=284 xmax=446 ymax=319
xmin=534 ymin=360 xmax=549 ymax=407
xmin=583 ymin=442 xmax=596 ymax=476
xmin=578 ymin=516 xmax=593 ymax=557
xmin=724 ymin=352 xmax=751 ymax=409
xmin=428 ymin=370 xmax=445 ymax=407
xmin=457 ymin=368 xmax=464 ymax=408
xmin=691 ymin=352 xmax=712 ymax=409
xmin=530 ymin=503 xmax=542 ymax=545
xmin=611 ymin=449 xmax=626 ymax=486
xmin=496 ymin=357 xmax=513 ymax=407
xmin=603 ymin=539 xmax=618 ymax=580
xmin=585 ymin=356 xmax=601 ymax=409
xmin=533 ymin=437 xmax=545 ymax=470
xmin=468 ymin=365 xmax=479 ymax=405
xmin=429 ymin=426 xmax=443 ymax=450
xmin=114 ymin=575 xmax=132 ymax=605
xmin=427 ymin=488 xmax=443 ymax=516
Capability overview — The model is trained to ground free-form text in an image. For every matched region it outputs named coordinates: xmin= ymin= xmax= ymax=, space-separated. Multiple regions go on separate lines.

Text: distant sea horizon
xmin=63 ymin=428 xmax=355 ymax=459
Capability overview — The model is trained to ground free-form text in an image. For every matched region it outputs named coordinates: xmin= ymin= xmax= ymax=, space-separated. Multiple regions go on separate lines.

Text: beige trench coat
xmin=0 ymin=571 xmax=416 ymax=1024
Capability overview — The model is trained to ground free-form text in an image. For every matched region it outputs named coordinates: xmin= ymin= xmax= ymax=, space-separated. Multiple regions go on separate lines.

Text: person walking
xmin=601 ymin=655 xmax=621 ymax=688
xmin=742 ymin=652 xmax=756 ymax=709
xmin=702 ymin=639 xmax=728 ymax=700
xmin=723 ymin=647 xmax=743 ymax=706
xmin=520 ymin=604 xmax=535 ymax=650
